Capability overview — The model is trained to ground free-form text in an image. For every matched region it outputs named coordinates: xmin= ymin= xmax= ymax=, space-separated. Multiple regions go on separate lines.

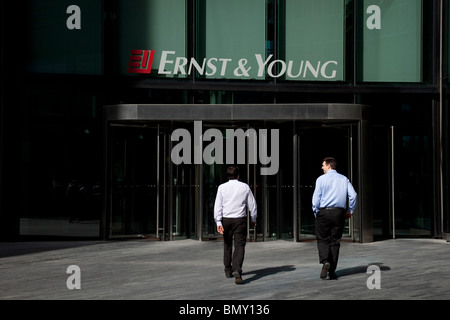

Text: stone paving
xmin=0 ymin=238 xmax=449 ymax=301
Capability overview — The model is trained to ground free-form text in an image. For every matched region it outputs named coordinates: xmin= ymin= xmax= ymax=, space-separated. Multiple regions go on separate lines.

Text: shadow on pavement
xmin=242 ymin=265 xmax=296 ymax=284
xmin=336 ymin=262 xmax=391 ymax=278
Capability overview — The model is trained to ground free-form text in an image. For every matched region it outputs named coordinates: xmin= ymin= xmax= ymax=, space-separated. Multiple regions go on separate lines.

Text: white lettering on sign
xmin=156 ymin=51 xmax=339 ymax=80
xmin=366 ymin=5 xmax=381 ymax=30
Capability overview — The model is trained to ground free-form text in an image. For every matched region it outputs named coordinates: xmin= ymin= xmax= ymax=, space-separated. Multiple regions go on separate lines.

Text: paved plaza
xmin=0 ymin=238 xmax=449 ymax=301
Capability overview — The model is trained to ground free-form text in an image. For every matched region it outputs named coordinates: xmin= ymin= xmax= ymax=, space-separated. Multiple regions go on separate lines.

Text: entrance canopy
xmin=104 ymin=104 xmax=367 ymax=121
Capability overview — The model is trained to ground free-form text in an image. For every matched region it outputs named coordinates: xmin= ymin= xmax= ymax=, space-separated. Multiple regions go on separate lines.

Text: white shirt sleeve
xmin=214 ymin=186 xmax=224 ymax=226
xmin=247 ymin=189 xmax=257 ymax=223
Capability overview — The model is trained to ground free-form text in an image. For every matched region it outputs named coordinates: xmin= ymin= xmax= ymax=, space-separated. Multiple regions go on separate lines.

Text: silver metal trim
xmin=104 ymin=104 xmax=367 ymax=121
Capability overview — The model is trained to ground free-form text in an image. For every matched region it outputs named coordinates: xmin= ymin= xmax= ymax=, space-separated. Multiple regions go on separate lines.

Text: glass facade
xmin=25 ymin=0 xmax=102 ymax=74
xmin=360 ymin=0 xmax=423 ymax=82
xmin=199 ymin=0 xmax=266 ymax=80
xmin=282 ymin=0 xmax=345 ymax=81
xmin=365 ymin=94 xmax=434 ymax=239
xmin=118 ymin=0 xmax=187 ymax=77
xmin=444 ymin=93 xmax=450 ymax=235
xmin=0 ymin=0 xmax=448 ymax=241
xmin=444 ymin=0 xmax=450 ymax=236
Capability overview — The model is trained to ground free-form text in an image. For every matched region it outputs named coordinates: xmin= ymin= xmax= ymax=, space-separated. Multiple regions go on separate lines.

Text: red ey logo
xmin=127 ymin=50 xmax=155 ymax=74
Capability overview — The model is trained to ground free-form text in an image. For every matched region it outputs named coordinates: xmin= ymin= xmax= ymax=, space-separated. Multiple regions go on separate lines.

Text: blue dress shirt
xmin=312 ymin=170 xmax=357 ymax=216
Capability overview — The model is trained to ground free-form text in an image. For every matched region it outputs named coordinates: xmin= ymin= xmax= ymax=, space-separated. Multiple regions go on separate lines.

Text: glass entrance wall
xmin=443 ymin=1 xmax=450 ymax=238
xmin=104 ymin=104 xmax=365 ymax=242
xmin=109 ymin=124 xmax=159 ymax=237
xmin=171 ymin=156 xmax=197 ymax=240
xmin=297 ymin=124 xmax=359 ymax=240
xmin=363 ymin=94 xmax=434 ymax=239
xmin=263 ymin=122 xmax=296 ymax=240
xmin=108 ymin=121 xmax=198 ymax=240
xmin=444 ymin=94 xmax=450 ymax=236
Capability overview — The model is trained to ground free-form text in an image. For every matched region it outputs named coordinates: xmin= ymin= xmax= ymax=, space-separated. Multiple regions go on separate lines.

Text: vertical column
xmin=360 ymin=119 xmax=374 ymax=243
xmin=293 ymin=131 xmax=299 ymax=242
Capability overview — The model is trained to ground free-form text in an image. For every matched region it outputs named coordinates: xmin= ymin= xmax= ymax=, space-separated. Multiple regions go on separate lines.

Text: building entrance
xmin=297 ymin=125 xmax=357 ymax=240
xmin=104 ymin=104 xmax=368 ymax=242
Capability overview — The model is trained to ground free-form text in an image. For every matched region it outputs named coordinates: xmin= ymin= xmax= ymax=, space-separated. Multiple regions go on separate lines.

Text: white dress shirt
xmin=214 ymin=179 xmax=257 ymax=227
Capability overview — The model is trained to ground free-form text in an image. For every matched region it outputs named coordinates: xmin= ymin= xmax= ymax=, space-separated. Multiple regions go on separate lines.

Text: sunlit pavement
xmin=0 ymin=238 xmax=449 ymax=300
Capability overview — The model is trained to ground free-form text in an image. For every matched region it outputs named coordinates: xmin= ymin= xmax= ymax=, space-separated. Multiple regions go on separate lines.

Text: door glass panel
xmin=361 ymin=95 xmax=434 ymax=239
xmin=299 ymin=125 xmax=353 ymax=239
xmin=264 ymin=122 xmax=294 ymax=239
xmin=372 ymin=126 xmax=394 ymax=240
xmin=172 ymin=163 xmax=196 ymax=239
xmin=202 ymin=162 xmax=228 ymax=239
xmin=444 ymin=95 xmax=450 ymax=234
xmin=394 ymin=128 xmax=433 ymax=236
xmin=110 ymin=125 xmax=158 ymax=237
xmin=200 ymin=122 xmax=252 ymax=239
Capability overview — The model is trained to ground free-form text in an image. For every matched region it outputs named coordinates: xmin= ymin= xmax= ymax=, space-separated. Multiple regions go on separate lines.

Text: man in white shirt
xmin=214 ymin=166 xmax=257 ymax=284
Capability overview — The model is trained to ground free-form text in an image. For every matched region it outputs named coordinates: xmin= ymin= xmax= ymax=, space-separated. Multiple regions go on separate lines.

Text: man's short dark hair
xmin=323 ymin=157 xmax=337 ymax=170
xmin=226 ymin=166 xmax=240 ymax=180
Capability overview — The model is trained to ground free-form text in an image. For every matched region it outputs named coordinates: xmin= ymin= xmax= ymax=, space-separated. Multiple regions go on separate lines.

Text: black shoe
xmin=320 ymin=262 xmax=330 ymax=279
xmin=328 ymin=272 xmax=338 ymax=280
xmin=232 ymin=271 xmax=243 ymax=284
xmin=225 ymin=269 xmax=233 ymax=278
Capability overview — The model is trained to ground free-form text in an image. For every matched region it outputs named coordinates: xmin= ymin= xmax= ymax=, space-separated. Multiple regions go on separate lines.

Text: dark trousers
xmin=315 ymin=208 xmax=346 ymax=272
xmin=222 ymin=217 xmax=247 ymax=275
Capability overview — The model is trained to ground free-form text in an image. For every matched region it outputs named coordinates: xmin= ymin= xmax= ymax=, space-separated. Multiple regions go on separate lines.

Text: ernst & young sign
xmin=127 ymin=50 xmax=339 ymax=80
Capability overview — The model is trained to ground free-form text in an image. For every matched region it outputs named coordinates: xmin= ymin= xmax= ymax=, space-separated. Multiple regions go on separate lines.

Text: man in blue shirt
xmin=312 ymin=157 xmax=357 ymax=280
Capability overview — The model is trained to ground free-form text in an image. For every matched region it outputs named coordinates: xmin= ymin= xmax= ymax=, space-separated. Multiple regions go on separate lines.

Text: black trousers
xmin=222 ymin=217 xmax=247 ymax=275
xmin=315 ymin=208 xmax=346 ymax=272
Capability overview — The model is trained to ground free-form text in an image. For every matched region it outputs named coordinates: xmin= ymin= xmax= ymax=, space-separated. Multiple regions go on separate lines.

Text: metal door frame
xmin=296 ymin=122 xmax=357 ymax=241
